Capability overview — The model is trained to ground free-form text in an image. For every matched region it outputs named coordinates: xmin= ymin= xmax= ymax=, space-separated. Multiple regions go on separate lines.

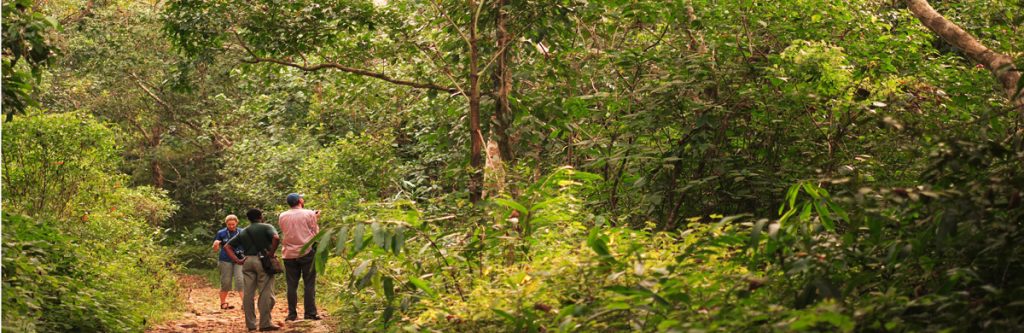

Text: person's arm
xmin=268 ymin=235 xmax=280 ymax=258
xmin=310 ymin=210 xmax=321 ymax=234
xmin=212 ymin=232 xmax=222 ymax=251
xmin=224 ymin=243 xmax=244 ymax=265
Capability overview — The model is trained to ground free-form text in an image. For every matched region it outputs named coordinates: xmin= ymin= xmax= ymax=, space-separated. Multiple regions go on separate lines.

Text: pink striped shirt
xmin=278 ymin=208 xmax=320 ymax=259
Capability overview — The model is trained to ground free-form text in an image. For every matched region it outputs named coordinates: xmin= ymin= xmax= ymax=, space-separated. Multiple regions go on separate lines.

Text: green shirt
xmin=226 ymin=222 xmax=278 ymax=255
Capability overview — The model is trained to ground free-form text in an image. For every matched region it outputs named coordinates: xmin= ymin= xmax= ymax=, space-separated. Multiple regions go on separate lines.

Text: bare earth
xmin=147 ymin=275 xmax=333 ymax=333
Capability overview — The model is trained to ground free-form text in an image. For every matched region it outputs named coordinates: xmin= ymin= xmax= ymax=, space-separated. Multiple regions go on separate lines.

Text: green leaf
xmin=408 ymin=276 xmax=436 ymax=298
xmin=802 ymin=182 xmax=821 ymax=200
xmin=300 ymin=227 xmax=330 ymax=254
xmin=371 ymin=221 xmax=385 ymax=248
xmin=658 ymin=320 xmax=680 ymax=331
xmin=381 ymin=305 xmax=394 ymax=326
xmin=814 ymin=201 xmax=835 ymax=232
xmin=587 ymin=227 xmax=613 ymax=260
xmin=713 ymin=214 xmax=749 ymax=230
xmin=384 ymin=231 xmax=394 ymax=252
xmin=779 ymin=205 xmax=798 ymax=224
xmin=353 ymin=224 xmax=366 ymax=253
xmin=799 ymin=202 xmax=813 ymax=222
xmin=317 ymin=232 xmax=332 ymax=255
xmin=392 ymin=226 xmax=404 ymax=256
xmin=356 ymin=263 xmax=377 ymax=290
xmin=383 ymin=276 xmax=395 ymax=302
xmin=531 ymin=196 xmax=563 ymax=211
xmin=315 ymin=245 xmax=329 ymax=273
xmin=781 ymin=183 xmax=800 ymax=215
xmin=492 ymin=308 xmax=517 ymax=322
xmin=750 ymin=218 xmax=768 ymax=249
xmin=493 ymin=197 xmax=528 ymax=215
xmin=315 ymin=233 xmax=332 ymax=273
xmin=826 ymin=201 xmax=849 ymax=221
xmin=334 ymin=226 xmax=349 ymax=256
xmin=353 ymin=259 xmax=371 ymax=278
xmin=603 ymin=286 xmax=670 ymax=306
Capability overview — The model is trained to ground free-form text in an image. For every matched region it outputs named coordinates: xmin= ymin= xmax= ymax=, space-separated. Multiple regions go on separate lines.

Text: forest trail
xmin=147 ymin=275 xmax=333 ymax=333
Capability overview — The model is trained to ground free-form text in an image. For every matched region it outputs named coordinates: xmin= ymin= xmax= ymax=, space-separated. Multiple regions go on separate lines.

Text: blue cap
xmin=286 ymin=193 xmax=303 ymax=206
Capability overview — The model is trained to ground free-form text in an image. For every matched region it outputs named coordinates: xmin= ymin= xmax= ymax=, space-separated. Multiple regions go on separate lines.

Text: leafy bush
xmin=2 ymin=113 xmax=180 ymax=332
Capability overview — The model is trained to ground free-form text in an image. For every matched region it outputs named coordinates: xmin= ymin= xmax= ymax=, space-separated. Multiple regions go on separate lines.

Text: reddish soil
xmin=147 ymin=275 xmax=332 ymax=333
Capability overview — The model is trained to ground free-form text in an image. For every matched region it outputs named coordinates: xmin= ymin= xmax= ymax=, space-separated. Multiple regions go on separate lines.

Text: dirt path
xmin=147 ymin=275 xmax=333 ymax=333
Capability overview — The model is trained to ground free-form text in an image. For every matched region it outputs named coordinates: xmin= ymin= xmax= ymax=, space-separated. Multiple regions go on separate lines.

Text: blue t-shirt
xmin=215 ymin=227 xmax=244 ymax=262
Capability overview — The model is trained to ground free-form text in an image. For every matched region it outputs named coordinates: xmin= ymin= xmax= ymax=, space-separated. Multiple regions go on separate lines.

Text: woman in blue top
xmin=213 ymin=214 xmax=245 ymax=310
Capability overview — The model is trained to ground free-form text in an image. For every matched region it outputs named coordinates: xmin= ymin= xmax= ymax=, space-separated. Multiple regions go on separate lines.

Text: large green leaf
xmin=750 ymin=218 xmax=769 ymax=249
xmin=334 ymin=226 xmax=349 ymax=256
xmin=382 ymin=276 xmax=395 ymax=302
xmin=587 ymin=227 xmax=614 ymax=262
xmin=356 ymin=263 xmax=377 ymax=290
xmin=492 ymin=197 xmax=528 ymax=215
xmin=408 ymin=276 xmax=436 ymax=298
xmin=392 ymin=226 xmax=405 ymax=256
xmin=371 ymin=221 xmax=385 ymax=248
xmin=353 ymin=223 xmax=366 ymax=254
xmin=300 ymin=227 xmax=330 ymax=254
xmin=315 ymin=235 xmax=332 ymax=273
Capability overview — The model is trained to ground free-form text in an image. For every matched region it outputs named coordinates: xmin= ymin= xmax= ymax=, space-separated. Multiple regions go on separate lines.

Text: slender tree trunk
xmin=493 ymin=0 xmax=514 ymax=162
xmin=905 ymin=0 xmax=1022 ymax=108
xmin=468 ymin=0 xmax=485 ymax=203
xmin=609 ymin=137 xmax=634 ymax=212
xmin=150 ymin=125 xmax=165 ymax=188
xmin=152 ymin=160 xmax=164 ymax=188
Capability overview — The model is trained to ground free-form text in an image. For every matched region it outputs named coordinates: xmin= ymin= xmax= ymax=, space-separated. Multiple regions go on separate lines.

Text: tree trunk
xmin=150 ymin=125 xmax=165 ymax=188
xmin=468 ymin=0 xmax=485 ymax=203
xmin=492 ymin=0 xmax=515 ymax=162
xmin=905 ymin=0 xmax=1022 ymax=108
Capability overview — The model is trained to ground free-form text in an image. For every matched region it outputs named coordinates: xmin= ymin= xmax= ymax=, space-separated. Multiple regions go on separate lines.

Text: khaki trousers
xmin=242 ymin=257 xmax=275 ymax=330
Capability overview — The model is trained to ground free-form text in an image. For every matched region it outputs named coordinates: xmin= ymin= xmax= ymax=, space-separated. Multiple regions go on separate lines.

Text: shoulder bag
xmin=244 ymin=229 xmax=285 ymax=275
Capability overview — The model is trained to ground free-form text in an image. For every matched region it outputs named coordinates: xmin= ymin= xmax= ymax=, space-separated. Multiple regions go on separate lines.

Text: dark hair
xmin=246 ymin=208 xmax=263 ymax=222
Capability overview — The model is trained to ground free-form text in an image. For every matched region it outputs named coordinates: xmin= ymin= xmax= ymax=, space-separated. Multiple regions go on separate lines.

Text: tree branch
xmin=429 ymin=0 xmax=472 ymax=48
xmin=905 ymin=0 xmax=1021 ymax=108
xmin=240 ymin=56 xmax=458 ymax=94
xmin=231 ymin=31 xmax=459 ymax=94
xmin=130 ymin=73 xmax=172 ymax=111
xmin=478 ymin=32 xmax=514 ymax=76
xmin=59 ymin=0 xmax=95 ymax=25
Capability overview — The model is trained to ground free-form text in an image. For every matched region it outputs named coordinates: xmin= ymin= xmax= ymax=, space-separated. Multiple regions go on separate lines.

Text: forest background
xmin=2 ymin=0 xmax=1023 ymax=331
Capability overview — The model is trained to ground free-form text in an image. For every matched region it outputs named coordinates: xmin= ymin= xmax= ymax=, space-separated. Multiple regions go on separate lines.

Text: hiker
xmin=278 ymin=193 xmax=322 ymax=321
xmin=223 ymin=208 xmax=281 ymax=332
xmin=212 ymin=214 xmax=244 ymax=310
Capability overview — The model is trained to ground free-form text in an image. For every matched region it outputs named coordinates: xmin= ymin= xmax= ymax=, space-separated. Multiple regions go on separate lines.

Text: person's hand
xmin=212 ymin=240 xmax=221 ymax=251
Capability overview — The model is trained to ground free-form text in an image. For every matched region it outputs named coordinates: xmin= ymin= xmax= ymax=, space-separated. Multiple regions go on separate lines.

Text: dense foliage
xmin=3 ymin=0 xmax=1023 ymax=332
xmin=2 ymin=113 xmax=179 ymax=332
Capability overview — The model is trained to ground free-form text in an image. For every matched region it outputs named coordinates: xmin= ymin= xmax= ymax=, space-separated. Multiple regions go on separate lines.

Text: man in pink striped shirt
xmin=278 ymin=193 xmax=322 ymax=321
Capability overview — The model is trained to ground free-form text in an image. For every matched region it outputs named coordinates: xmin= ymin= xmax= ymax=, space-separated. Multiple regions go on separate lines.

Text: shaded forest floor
xmin=147 ymin=274 xmax=334 ymax=333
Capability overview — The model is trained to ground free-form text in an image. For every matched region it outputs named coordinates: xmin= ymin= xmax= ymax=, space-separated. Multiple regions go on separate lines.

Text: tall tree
xmin=162 ymin=0 xmax=543 ymax=202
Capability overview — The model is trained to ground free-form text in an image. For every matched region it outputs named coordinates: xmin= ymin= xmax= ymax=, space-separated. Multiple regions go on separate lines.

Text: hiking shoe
xmin=285 ymin=315 xmax=297 ymax=321
xmin=304 ymin=314 xmax=323 ymax=320
xmin=259 ymin=325 xmax=281 ymax=331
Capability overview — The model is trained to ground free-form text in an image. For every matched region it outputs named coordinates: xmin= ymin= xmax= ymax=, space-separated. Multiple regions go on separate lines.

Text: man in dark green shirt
xmin=224 ymin=208 xmax=281 ymax=331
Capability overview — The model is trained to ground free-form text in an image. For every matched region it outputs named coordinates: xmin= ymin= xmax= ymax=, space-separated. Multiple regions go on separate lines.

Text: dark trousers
xmin=284 ymin=250 xmax=317 ymax=318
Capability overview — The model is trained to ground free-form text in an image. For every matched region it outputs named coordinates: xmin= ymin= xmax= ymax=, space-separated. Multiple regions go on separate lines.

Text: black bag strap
xmin=242 ymin=229 xmax=262 ymax=257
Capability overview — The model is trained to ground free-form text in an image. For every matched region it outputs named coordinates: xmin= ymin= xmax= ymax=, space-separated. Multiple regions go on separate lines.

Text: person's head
xmin=224 ymin=214 xmax=239 ymax=231
xmin=246 ymin=208 xmax=263 ymax=223
xmin=286 ymin=193 xmax=304 ymax=208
